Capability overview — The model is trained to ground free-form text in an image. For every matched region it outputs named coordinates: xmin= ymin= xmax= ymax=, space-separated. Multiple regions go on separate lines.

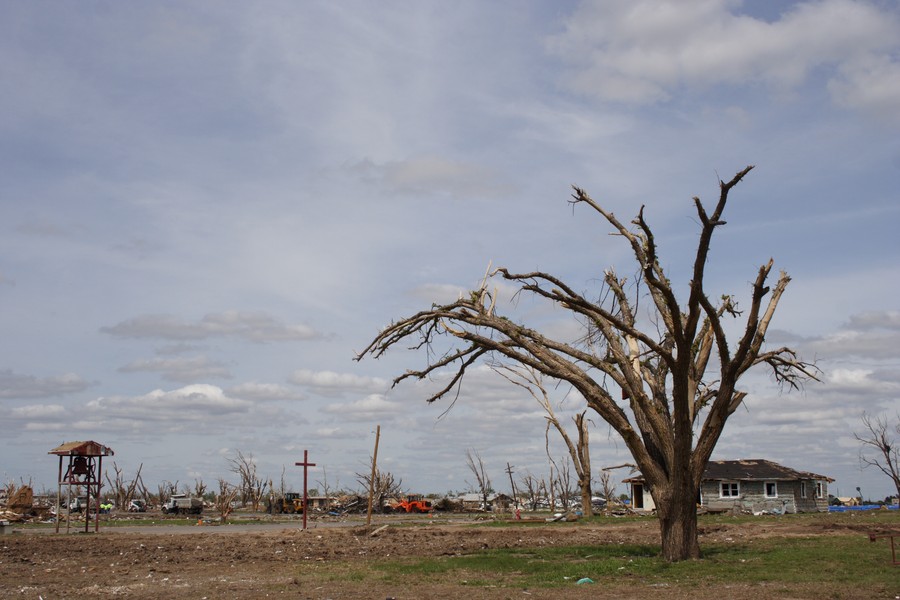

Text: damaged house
xmin=625 ymin=459 xmax=832 ymax=514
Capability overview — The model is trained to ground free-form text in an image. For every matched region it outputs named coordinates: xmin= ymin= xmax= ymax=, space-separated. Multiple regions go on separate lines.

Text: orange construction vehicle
xmin=392 ymin=494 xmax=432 ymax=513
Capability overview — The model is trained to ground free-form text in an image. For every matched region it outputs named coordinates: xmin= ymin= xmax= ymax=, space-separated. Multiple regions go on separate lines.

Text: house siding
xmin=700 ymin=479 xmax=829 ymax=513
xmin=626 ymin=460 xmax=831 ymax=514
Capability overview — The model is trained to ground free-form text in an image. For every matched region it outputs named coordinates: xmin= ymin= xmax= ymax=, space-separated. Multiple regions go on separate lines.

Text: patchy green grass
xmin=355 ymin=532 xmax=898 ymax=591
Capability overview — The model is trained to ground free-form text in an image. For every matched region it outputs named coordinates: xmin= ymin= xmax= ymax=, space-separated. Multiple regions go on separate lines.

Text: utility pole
xmin=506 ymin=463 xmax=519 ymax=509
xmin=366 ymin=425 xmax=381 ymax=526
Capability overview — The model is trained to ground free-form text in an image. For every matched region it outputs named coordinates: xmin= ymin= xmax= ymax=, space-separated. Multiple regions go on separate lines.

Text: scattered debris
xmin=6 ymin=486 xmax=33 ymax=512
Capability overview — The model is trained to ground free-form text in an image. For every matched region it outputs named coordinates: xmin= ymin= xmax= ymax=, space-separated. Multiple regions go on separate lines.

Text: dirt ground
xmin=2 ymin=513 xmax=898 ymax=599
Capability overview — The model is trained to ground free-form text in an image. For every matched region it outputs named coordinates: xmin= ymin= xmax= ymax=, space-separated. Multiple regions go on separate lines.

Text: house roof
xmin=703 ymin=459 xmax=832 ymax=482
xmin=624 ymin=459 xmax=832 ymax=484
xmin=48 ymin=440 xmax=114 ymax=457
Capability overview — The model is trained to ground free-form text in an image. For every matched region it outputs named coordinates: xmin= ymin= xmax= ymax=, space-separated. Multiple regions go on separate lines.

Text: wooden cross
xmin=295 ymin=450 xmax=316 ymax=530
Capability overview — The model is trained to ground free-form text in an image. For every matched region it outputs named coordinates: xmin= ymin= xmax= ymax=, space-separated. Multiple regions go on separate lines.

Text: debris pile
xmin=0 ymin=485 xmax=52 ymax=523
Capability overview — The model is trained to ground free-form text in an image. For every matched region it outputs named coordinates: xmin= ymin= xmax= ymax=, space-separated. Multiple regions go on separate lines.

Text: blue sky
xmin=2 ymin=0 xmax=899 ymax=502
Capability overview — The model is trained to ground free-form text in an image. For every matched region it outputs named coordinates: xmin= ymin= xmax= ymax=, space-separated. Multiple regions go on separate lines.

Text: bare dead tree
xmin=105 ymin=464 xmax=126 ymax=509
xmin=519 ymin=472 xmax=541 ymax=510
xmin=136 ymin=473 xmax=152 ymax=508
xmin=316 ymin=466 xmax=336 ymax=505
xmin=355 ymin=466 xmax=402 ymax=512
xmin=105 ymin=463 xmax=144 ymax=510
xmin=465 ymin=449 xmax=493 ymax=510
xmin=157 ymin=481 xmax=177 ymax=506
xmin=227 ymin=450 xmax=266 ymax=510
xmin=357 ymin=166 xmax=817 ymax=561
xmin=497 ymin=365 xmax=594 ymax=516
xmin=598 ymin=470 xmax=617 ymax=509
xmin=856 ymin=412 xmax=900 ymax=501
xmin=193 ymin=479 xmax=207 ymax=500
xmin=553 ymin=456 xmax=576 ymax=512
xmin=546 ymin=463 xmax=557 ymax=511
xmin=540 ymin=478 xmax=552 ymax=510
xmin=215 ymin=478 xmax=239 ymax=523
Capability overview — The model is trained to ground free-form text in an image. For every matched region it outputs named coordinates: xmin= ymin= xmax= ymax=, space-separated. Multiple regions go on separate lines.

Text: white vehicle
xmin=162 ymin=496 xmax=202 ymax=515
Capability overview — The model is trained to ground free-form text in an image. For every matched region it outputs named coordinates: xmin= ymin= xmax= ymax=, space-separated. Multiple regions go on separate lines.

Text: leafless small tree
xmin=856 ymin=412 xmax=900 ymax=501
xmin=137 ymin=476 xmax=153 ymax=508
xmin=519 ymin=473 xmax=541 ymax=510
xmin=496 ymin=365 xmax=595 ymax=516
xmin=466 ymin=449 xmax=493 ymax=510
xmin=215 ymin=478 xmax=239 ymax=523
xmin=105 ymin=462 xmax=144 ymax=510
xmin=227 ymin=450 xmax=266 ymax=510
xmin=157 ymin=481 xmax=177 ymax=505
xmin=316 ymin=466 xmax=337 ymax=506
xmin=546 ymin=463 xmax=557 ymax=511
xmin=279 ymin=466 xmax=287 ymax=498
xmin=355 ymin=466 xmax=403 ymax=512
xmin=193 ymin=479 xmax=207 ymax=500
xmin=598 ymin=470 xmax=617 ymax=509
xmin=552 ymin=456 xmax=577 ymax=511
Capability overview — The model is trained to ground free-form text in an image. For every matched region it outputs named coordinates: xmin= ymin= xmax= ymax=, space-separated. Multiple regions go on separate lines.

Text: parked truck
xmin=162 ymin=496 xmax=203 ymax=515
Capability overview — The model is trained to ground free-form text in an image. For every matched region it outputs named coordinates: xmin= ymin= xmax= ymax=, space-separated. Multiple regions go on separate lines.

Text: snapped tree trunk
xmin=579 ymin=475 xmax=593 ymax=516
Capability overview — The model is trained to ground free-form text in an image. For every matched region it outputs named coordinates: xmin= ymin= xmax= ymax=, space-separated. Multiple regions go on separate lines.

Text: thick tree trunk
xmin=655 ymin=482 xmax=701 ymax=561
xmin=579 ymin=478 xmax=593 ymax=516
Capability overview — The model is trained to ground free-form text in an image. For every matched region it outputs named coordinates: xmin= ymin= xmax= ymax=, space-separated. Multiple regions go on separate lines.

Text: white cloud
xmin=0 ymin=370 xmax=93 ymax=399
xmin=320 ymin=393 xmax=404 ymax=422
xmin=347 ymin=156 xmax=515 ymax=199
xmin=547 ymin=0 xmax=900 ymax=123
xmin=9 ymin=404 xmax=66 ymax=419
xmin=88 ymin=384 xmax=251 ymax=417
xmin=307 ymin=427 xmax=348 ymax=440
xmin=226 ymin=382 xmax=306 ymax=402
xmin=3 ymin=384 xmax=300 ymax=439
xmin=408 ymin=283 xmax=469 ymax=305
xmin=829 ymin=53 xmax=900 ymax=126
xmin=118 ymin=356 xmax=233 ymax=382
xmin=825 ymin=368 xmax=872 ymax=386
xmin=799 ymin=309 xmax=900 ymax=360
xmin=289 ymin=369 xmax=389 ymax=395
xmin=101 ymin=311 xmax=320 ymax=342
xmin=847 ymin=310 xmax=900 ymax=331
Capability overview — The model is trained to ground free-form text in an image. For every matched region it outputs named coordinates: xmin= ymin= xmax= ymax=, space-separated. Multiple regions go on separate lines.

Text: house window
xmin=765 ymin=482 xmax=778 ymax=498
xmin=720 ymin=482 xmax=740 ymax=498
xmin=815 ymin=481 xmax=824 ymax=499
xmin=800 ymin=482 xmax=807 ymax=499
